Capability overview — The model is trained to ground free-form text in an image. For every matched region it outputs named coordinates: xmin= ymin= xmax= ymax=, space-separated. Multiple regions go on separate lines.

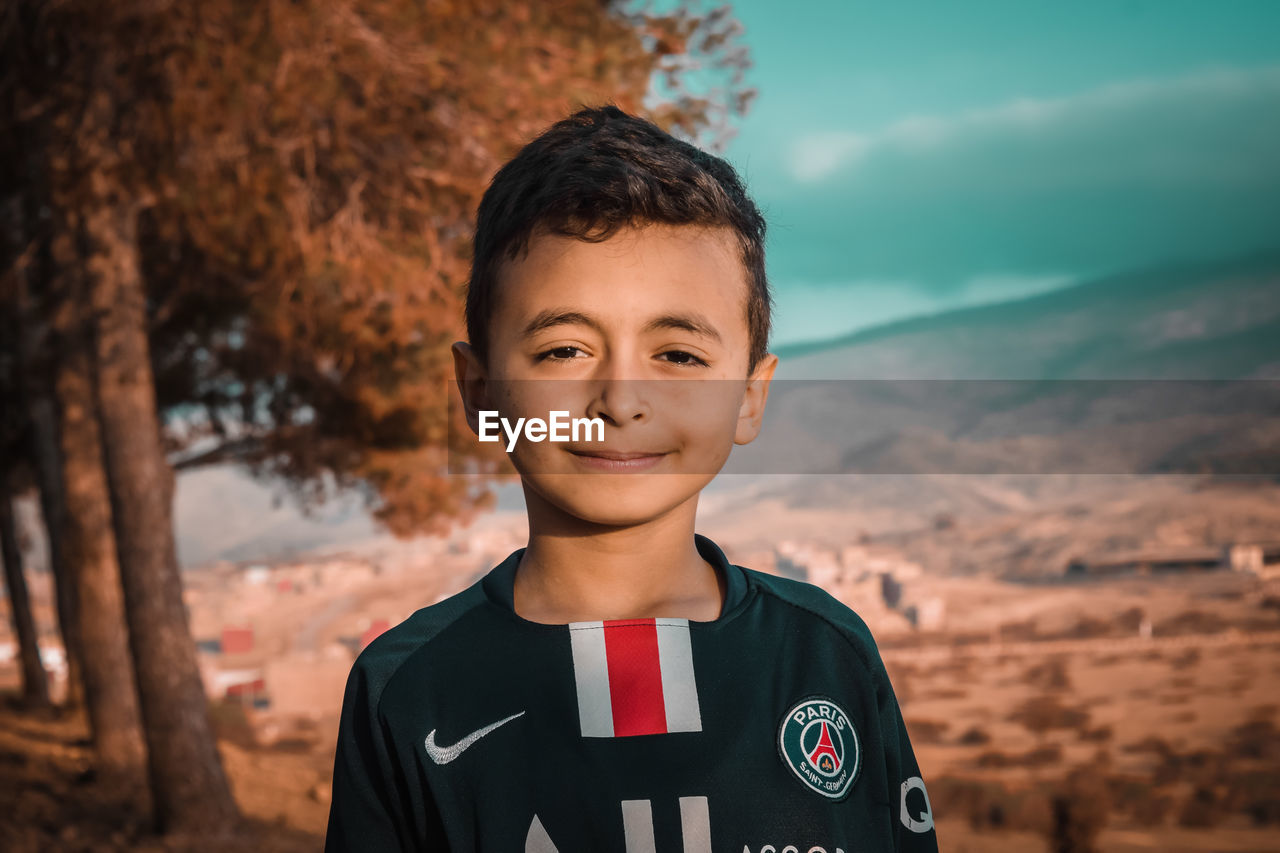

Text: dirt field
xmin=886 ymin=571 xmax=1280 ymax=852
xmin=3 ymin=529 xmax=1279 ymax=850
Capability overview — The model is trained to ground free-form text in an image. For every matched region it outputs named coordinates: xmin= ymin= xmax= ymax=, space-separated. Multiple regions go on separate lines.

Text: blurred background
xmin=2 ymin=0 xmax=1279 ymax=850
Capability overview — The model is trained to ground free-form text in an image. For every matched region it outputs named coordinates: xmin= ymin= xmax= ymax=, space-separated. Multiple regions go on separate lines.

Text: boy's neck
xmin=511 ymin=506 xmax=726 ymax=625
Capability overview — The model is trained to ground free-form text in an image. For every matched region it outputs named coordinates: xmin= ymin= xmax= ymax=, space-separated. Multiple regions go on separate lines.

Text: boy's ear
xmin=451 ymin=341 xmax=492 ymax=436
xmin=734 ymin=352 xmax=779 ymax=446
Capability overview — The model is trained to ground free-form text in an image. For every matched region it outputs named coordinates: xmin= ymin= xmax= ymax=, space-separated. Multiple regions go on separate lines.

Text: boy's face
xmin=453 ymin=222 xmax=777 ymax=528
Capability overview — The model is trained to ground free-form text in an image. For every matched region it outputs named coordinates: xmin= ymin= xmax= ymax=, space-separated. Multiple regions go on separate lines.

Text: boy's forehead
xmin=496 ymin=222 xmax=747 ymax=316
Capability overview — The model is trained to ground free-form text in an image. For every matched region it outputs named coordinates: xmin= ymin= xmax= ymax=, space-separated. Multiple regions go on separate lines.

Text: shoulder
xmin=342 ymin=579 xmax=489 ymax=713
xmin=743 ymin=567 xmax=891 ymax=688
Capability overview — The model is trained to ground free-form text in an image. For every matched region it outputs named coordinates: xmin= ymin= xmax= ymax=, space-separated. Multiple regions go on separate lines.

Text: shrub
xmin=1155 ymin=610 xmax=1228 ymax=637
xmin=904 ymin=718 xmax=949 ymax=744
xmin=1008 ymin=695 xmax=1091 ymax=737
xmin=1113 ymin=606 xmax=1145 ymax=633
xmin=1177 ymin=785 xmax=1222 ymax=828
xmin=1107 ymin=774 xmax=1163 ymax=823
xmin=1227 ymin=717 xmax=1280 ymax=762
xmin=1081 ymin=725 xmax=1112 ymax=743
xmin=1132 ymin=791 xmax=1173 ymax=827
xmin=1223 ymin=769 xmax=1280 ymax=825
xmin=206 ymin=698 xmax=256 ymax=750
xmin=957 ymin=726 xmax=991 ymax=746
xmin=1024 ymin=657 xmax=1072 ymax=691
xmin=977 ymin=744 xmax=1062 ymax=768
xmin=1045 ymin=768 xmax=1110 ymax=853
xmin=926 ymin=776 xmax=1052 ymax=833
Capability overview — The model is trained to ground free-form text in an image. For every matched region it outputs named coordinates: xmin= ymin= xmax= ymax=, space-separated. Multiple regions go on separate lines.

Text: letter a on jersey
xmin=777 ymin=696 xmax=860 ymax=800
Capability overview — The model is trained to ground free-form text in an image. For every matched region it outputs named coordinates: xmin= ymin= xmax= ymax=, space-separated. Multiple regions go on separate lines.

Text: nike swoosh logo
xmin=424 ymin=711 xmax=526 ymax=765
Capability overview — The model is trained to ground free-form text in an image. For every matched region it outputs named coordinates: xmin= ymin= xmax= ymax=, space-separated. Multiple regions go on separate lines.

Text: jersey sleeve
xmin=880 ymin=684 xmax=939 ymax=852
xmin=325 ymin=656 xmax=421 ymax=852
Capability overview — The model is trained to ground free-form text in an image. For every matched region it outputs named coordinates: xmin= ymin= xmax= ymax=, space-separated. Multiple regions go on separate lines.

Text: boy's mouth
xmin=570 ymin=449 xmax=669 ymax=460
xmin=567 ymin=448 xmax=671 ymax=471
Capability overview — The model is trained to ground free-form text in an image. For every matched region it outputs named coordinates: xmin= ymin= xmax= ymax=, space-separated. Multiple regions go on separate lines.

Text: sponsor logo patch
xmin=777 ymin=696 xmax=860 ymax=800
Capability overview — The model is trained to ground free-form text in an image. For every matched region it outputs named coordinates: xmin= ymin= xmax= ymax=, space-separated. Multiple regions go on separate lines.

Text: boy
xmin=326 ymin=104 xmax=937 ymax=852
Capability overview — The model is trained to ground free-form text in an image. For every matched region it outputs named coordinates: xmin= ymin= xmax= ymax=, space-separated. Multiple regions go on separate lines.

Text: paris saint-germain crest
xmin=777 ymin=696 xmax=860 ymax=800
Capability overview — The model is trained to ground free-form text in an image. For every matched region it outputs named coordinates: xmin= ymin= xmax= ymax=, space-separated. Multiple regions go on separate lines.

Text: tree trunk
xmin=3 ymin=124 xmax=83 ymax=712
xmin=0 ymin=477 xmax=49 ymax=708
xmin=48 ymin=219 xmax=150 ymax=803
xmin=26 ymin=391 xmax=85 ymax=710
xmin=85 ymin=191 xmax=241 ymax=837
xmin=9 ymin=211 xmax=86 ymax=712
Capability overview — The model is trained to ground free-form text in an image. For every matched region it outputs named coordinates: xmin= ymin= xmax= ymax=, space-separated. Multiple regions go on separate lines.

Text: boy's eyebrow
xmin=521 ymin=308 xmax=723 ymax=344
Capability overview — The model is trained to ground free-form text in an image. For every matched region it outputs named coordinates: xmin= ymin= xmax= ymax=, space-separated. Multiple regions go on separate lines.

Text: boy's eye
xmin=535 ymin=346 xmax=584 ymax=362
xmin=659 ymin=350 xmax=709 ymax=367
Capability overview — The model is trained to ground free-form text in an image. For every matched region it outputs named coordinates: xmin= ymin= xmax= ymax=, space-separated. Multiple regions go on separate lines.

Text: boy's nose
xmin=586 ymin=377 xmax=652 ymax=425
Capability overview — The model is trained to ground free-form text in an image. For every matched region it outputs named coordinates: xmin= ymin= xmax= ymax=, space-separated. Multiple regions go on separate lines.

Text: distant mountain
xmin=724 ymin=250 xmax=1280 ymax=480
xmin=773 ymin=248 xmax=1280 ymax=381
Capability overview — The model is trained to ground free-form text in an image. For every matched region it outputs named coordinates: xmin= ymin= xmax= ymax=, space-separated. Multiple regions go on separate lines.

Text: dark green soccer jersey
xmin=325 ymin=533 xmax=938 ymax=852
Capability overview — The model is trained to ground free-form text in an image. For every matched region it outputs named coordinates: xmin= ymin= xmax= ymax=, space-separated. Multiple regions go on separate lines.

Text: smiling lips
xmin=571 ymin=449 xmax=668 ymax=460
xmin=568 ymin=448 xmax=670 ymax=470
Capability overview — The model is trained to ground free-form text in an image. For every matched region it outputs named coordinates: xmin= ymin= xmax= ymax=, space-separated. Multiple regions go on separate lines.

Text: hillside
xmin=773 ymin=248 xmax=1280 ymax=380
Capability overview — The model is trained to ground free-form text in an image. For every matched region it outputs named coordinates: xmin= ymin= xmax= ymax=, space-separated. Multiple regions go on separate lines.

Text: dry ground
xmin=3 ymin=546 xmax=1279 ymax=850
xmin=889 ymin=571 xmax=1280 ymax=852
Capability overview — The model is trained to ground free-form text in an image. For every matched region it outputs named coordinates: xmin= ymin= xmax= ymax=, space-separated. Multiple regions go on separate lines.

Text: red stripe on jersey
xmin=603 ymin=619 xmax=668 ymax=737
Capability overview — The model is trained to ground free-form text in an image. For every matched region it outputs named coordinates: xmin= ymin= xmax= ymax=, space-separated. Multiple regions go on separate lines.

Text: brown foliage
xmin=153 ymin=0 xmax=756 ymax=536
xmin=6 ymin=0 xmax=757 ymax=539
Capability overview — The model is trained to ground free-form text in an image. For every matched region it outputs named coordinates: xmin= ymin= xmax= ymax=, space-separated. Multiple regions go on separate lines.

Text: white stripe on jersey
xmin=568 ymin=620 xmax=613 ymax=737
xmin=655 ymin=619 xmax=701 ymax=733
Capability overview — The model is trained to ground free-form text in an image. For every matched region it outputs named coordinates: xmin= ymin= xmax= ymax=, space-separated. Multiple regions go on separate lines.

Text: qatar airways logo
xmin=742 ymin=847 xmax=848 ymax=853
xmin=478 ymin=410 xmax=604 ymax=452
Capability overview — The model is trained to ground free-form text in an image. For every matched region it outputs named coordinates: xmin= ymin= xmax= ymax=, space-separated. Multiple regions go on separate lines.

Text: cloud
xmin=788 ymin=64 xmax=1280 ymax=184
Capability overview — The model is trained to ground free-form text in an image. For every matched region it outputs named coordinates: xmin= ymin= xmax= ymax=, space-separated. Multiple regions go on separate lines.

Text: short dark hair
xmin=465 ymin=103 xmax=773 ymax=376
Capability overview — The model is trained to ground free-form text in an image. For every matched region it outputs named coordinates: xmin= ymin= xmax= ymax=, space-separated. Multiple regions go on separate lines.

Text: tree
xmin=4 ymin=0 xmax=755 ymax=841
xmin=52 ymin=287 xmax=153 ymax=808
xmin=4 ymin=135 xmax=86 ymax=718
xmin=2 ymin=0 xmax=152 ymax=815
xmin=0 ymin=182 xmax=51 ymax=717
xmin=0 ymin=448 xmax=49 ymax=711
xmin=54 ymin=11 xmax=240 ymax=836
xmin=148 ymin=0 xmax=757 ymax=536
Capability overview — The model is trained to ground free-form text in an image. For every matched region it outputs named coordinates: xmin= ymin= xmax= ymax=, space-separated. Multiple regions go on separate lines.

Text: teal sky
xmin=656 ymin=1 xmax=1280 ymax=347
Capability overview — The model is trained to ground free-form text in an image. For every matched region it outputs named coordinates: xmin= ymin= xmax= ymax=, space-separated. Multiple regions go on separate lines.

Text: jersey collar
xmin=480 ymin=532 xmax=749 ymax=626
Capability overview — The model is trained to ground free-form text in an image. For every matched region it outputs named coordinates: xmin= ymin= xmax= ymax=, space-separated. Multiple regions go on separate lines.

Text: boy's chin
xmin=526 ymin=474 xmax=708 ymax=527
